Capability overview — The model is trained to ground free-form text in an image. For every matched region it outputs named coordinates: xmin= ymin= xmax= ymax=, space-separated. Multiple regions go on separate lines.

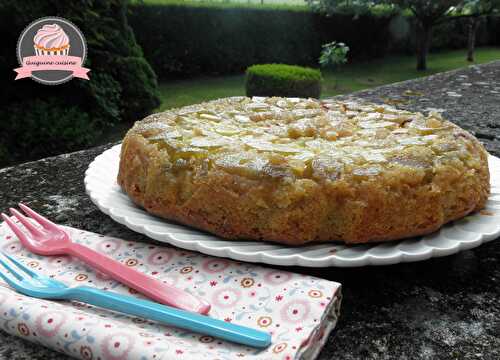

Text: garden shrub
xmin=112 ymin=56 xmax=160 ymax=120
xmin=0 ymin=99 xmax=98 ymax=165
xmin=245 ymin=64 xmax=322 ymax=98
xmin=0 ymin=0 xmax=160 ymax=167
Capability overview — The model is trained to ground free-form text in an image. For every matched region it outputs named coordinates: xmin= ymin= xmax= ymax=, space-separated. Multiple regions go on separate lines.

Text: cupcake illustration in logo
xmin=33 ymin=24 xmax=70 ymax=56
xmin=14 ymin=16 xmax=89 ymax=85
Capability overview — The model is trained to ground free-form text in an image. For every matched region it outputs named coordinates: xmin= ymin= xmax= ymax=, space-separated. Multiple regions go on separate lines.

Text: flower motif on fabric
xmin=101 ymin=332 xmax=135 ymax=360
xmin=257 ymin=316 xmax=273 ymax=328
xmin=80 ymin=345 xmax=93 ymax=360
xmin=147 ymin=249 xmax=172 ymax=266
xmin=308 ymin=290 xmax=323 ymax=298
xmin=180 ymin=266 xmax=193 ymax=274
xmin=75 ymin=274 xmax=88 ymax=281
xmin=273 ymin=342 xmax=287 ymax=353
xmin=17 ymin=323 xmax=30 ymax=336
xmin=2 ymin=241 xmax=22 ymax=254
xmin=27 ymin=261 xmax=39 ymax=268
xmin=263 ymin=271 xmax=292 ymax=285
xmin=47 ymin=256 xmax=72 ymax=268
xmin=240 ymin=277 xmax=254 ymax=288
xmin=97 ymin=239 xmax=121 ymax=254
xmin=280 ymin=300 xmax=311 ymax=324
xmin=211 ymin=287 xmax=241 ymax=308
xmin=202 ymin=259 xmax=229 ymax=273
xmin=199 ymin=335 xmax=214 ymax=343
xmin=125 ymin=258 xmax=138 ymax=267
xmin=35 ymin=311 xmax=66 ymax=337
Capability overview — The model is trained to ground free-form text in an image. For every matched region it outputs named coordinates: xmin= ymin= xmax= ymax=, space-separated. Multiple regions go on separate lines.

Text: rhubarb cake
xmin=117 ymin=97 xmax=490 ymax=245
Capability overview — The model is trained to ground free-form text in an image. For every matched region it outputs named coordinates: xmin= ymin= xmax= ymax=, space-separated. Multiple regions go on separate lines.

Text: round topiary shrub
xmin=245 ymin=64 xmax=322 ymax=99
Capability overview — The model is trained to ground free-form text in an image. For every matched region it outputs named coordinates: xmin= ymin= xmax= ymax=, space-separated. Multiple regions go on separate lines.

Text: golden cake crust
xmin=117 ymin=97 xmax=490 ymax=245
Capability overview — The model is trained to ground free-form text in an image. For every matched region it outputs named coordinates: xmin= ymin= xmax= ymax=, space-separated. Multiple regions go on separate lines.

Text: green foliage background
xmin=129 ymin=3 xmax=500 ymax=79
xmin=0 ymin=0 xmax=160 ymax=166
xmin=129 ymin=4 xmax=396 ymax=79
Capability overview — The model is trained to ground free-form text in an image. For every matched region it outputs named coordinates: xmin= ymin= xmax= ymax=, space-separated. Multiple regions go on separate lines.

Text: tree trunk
xmin=467 ymin=17 xmax=480 ymax=62
xmin=416 ymin=22 xmax=432 ymax=71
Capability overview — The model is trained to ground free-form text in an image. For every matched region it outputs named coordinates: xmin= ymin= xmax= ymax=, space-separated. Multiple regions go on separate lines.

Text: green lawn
xmin=157 ymin=47 xmax=500 ymax=112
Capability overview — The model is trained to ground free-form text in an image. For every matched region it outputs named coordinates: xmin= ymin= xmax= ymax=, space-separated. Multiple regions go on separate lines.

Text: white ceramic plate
xmin=85 ymin=144 xmax=500 ymax=267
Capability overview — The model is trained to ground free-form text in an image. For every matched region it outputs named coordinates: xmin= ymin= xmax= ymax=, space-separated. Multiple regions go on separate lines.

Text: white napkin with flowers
xmin=0 ymin=222 xmax=341 ymax=360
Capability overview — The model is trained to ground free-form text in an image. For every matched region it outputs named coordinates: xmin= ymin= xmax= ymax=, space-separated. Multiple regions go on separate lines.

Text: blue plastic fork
xmin=0 ymin=252 xmax=271 ymax=348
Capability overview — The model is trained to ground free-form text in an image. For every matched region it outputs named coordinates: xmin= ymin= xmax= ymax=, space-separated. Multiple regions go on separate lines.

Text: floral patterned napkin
xmin=0 ymin=222 xmax=341 ymax=360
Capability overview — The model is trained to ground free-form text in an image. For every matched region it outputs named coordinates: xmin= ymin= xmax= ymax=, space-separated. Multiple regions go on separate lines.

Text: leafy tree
xmin=319 ymin=41 xmax=350 ymax=69
xmin=318 ymin=41 xmax=349 ymax=90
xmin=382 ymin=1 xmax=463 ymax=71
xmin=455 ymin=0 xmax=500 ymax=62
xmin=309 ymin=0 xmax=486 ymax=71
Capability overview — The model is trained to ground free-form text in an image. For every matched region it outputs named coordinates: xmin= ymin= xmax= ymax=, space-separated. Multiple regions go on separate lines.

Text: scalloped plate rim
xmin=84 ymin=144 xmax=500 ymax=267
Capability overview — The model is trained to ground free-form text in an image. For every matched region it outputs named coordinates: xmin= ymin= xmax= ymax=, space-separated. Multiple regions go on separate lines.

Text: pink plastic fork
xmin=1 ymin=203 xmax=210 ymax=315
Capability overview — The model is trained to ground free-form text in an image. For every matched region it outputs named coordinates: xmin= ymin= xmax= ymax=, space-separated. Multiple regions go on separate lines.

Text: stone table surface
xmin=0 ymin=61 xmax=499 ymax=360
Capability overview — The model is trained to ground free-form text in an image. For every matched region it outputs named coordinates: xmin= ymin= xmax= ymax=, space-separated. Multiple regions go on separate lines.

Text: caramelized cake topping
xmin=131 ymin=96 xmax=479 ymax=182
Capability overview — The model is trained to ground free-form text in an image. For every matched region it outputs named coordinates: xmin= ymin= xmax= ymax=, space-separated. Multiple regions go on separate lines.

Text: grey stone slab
xmin=0 ymin=61 xmax=499 ymax=359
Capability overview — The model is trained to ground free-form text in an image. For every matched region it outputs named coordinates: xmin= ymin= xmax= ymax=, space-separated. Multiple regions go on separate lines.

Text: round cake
xmin=117 ymin=97 xmax=490 ymax=245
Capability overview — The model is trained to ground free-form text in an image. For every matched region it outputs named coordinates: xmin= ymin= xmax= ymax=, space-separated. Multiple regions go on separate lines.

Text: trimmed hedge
xmin=246 ymin=64 xmax=322 ymax=98
xmin=129 ymin=4 xmax=395 ymax=79
xmin=0 ymin=0 xmax=160 ymax=167
xmin=129 ymin=3 xmax=500 ymax=80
